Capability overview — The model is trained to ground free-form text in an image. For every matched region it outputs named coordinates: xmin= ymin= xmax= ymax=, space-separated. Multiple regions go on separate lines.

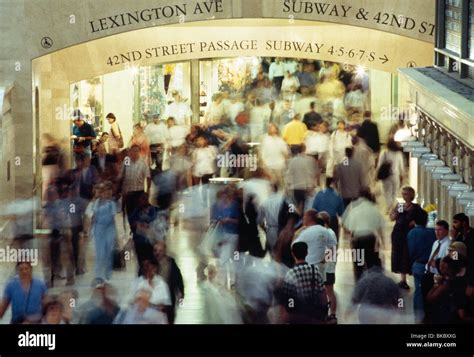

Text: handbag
xmin=113 ymin=124 xmax=124 ymax=148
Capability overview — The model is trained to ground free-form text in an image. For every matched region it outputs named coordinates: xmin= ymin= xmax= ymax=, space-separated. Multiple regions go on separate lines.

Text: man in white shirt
xmin=292 ymin=209 xmax=332 ymax=270
xmin=268 ymin=58 xmax=285 ymax=94
xmin=426 ymin=220 xmax=451 ymax=275
xmin=144 ymin=115 xmax=168 ymax=173
xmin=342 ymin=189 xmax=385 ymax=281
xmin=164 ymin=91 xmax=192 ymax=126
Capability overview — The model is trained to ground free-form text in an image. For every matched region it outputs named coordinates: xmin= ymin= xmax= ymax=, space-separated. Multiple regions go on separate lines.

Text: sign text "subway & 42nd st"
xmin=106 ymin=40 xmax=389 ymax=66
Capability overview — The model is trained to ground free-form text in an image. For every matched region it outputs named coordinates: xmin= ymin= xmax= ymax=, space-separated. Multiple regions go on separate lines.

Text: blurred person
xmin=249 ymin=98 xmax=272 ymax=142
xmin=204 ymin=92 xmax=226 ymax=125
xmin=352 ymin=135 xmax=376 ymax=189
xmin=282 ymin=113 xmax=307 ymax=153
xmin=313 ymin=121 xmax=331 ymax=184
xmin=129 ymin=124 xmax=151 ymax=165
xmin=202 ymin=265 xmax=243 ymax=324
xmin=281 ymin=71 xmax=300 ymax=95
xmin=144 ymin=114 xmax=168 ymax=175
xmin=407 ymin=209 xmax=436 ymax=323
xmin=317 ymin=211 xmax=338 ymax=323
xmin=106 ymin=113 xmax=124 ymax=154
xmin=303 ymin=101 xmax=323 ymax=130
xmin=312 ymin=177 xmax=344 ymax=241
xmin=129 ymin=192 xmax=159 ymax=276
xmin=273 ymin=99 xmax=294 ymax=130
xmin=41 ymin=298 xmax=66 ymax=324
xmin=68 ymin=153 xmax=99 ymax=202
xmin=297 ymin=62 xmax=317 ymax=93
xmin=326 ymin=120 xmax=352 ymax=176
xmin=71 ymin=110 xmax=96 ymax=156
xmin=164 ymin=90 xmax=192 ymax=126
xmin=350 ymin=266 xmax=402 ymax=324
xmin=284 ymin=58 xmax=299 ymax=75
xmin=126 ymin=259 xmax=171 ymax=314
xmin=1 ymin=196 xmax=40 ymax=251
xmin=333 ymin=147 xmax=364 ymax=207
xmin=344 ymin=84 xmax=366 ymax=115
xmin=276 ymin=242 xmax=328 ymax=324
xmin=114 ymin=288 xmax=168 ymax=324
xmin=0 ymin=262 xmax=47 ymax=324
xmin=166 ymin=117 xmax=189 ymax=155
xmin=226 ymin=94 xmax=245 ymax=125
xmin=91 ymin=142 xmax=118 ymax=183
xmin=76 ymin=278 xmax=120 ymax=324
xmin=319 ymin=61 xmax=340 ymax=80
xmin=153 ymin=241 xmax=184 ymax=324
xmin=235 ymin=256 xmax=288 ymax=324
xmin=41 ymin=133 xmax=65 ymax=206
xmin=58 ymin=289 xmax=78 ymax=324
xmin=377 ymin=139 xmax=405 ymax=212
xmin=43 ymin=178 xmax=75 ymax=286
xmin=191 ymin=136 xmax=217 ymax=204
xmin=389 ymin=186 xmax=423 ymax=290
xmin=285 ymin=145 xmax=316 ymax=213
xmin=342 ymin=189 xmax=385 ymax=281
xmin=118 ymin=144 xmax=151 ymax=226
xmin=258 ymin=184 xmax=285 ymax=252
xmin=90 ymin=181 xmax=117 ymax=281
xmin=260 ymin=123 xmax=289 ymax=186
xmin=211 ymin=187 xmax=240 ymax=267
xmin=358 ymin=111 xmax=381 ymax=155
xmin=452 ymin=213 xmax=474 ymax=296
xmin=274 ymin=213 xmax=301 ymax=268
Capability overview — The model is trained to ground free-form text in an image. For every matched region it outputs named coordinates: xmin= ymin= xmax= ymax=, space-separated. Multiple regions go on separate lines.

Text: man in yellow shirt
xmin=282 ymin=114 xmax=308 ymax=155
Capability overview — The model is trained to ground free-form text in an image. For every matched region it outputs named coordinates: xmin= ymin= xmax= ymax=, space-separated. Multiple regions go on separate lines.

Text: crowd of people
xmin=0 ymin=58 xmax=473 ymax=325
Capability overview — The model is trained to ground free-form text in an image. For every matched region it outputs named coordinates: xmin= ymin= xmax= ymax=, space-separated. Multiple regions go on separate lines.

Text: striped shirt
xmin=120 ymin=159 xmax=150 ymax=194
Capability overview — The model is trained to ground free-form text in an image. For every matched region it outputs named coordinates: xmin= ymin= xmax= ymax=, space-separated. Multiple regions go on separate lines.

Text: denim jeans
xmin=412 ymin=262 xmax=426 ymax=323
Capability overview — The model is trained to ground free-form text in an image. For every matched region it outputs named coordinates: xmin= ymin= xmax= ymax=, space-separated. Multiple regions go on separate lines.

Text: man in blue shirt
xmin=0 ymin=262 xmax=47 ymax=324
xmin=312 ymin=177 xmax=344 ymax=241
xmin=407 ymin=209 xmax=436 ymax=323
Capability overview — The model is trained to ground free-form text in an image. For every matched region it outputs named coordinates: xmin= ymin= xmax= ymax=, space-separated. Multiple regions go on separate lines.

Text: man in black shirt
xmin=303 ymin=102 xmax=322 ymax=130
xmin=357 ymin=111 xmax=380 ymax=154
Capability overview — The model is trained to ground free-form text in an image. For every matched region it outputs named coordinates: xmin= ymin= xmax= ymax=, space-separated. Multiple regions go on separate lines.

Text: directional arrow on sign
xmin=379 ymin=55 xmax=389 ymax=64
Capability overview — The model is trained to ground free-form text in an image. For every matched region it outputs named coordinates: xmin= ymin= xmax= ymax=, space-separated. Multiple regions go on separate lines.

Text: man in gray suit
xmin=333 ymin=147 xmax=364 ymax=207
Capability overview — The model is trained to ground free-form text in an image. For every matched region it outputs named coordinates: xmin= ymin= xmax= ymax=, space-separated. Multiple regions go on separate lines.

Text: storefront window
xmin=445 ymin=0 xmax=463 ymax=54
xmin=136 ymin=62 xmax=191 ymax=122
xmin=70 ymin=76 xmax=104 ymax=132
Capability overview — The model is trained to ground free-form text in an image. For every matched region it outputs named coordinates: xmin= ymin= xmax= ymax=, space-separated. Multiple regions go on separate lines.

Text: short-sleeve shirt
xmin=3 ymin=277 xmax=47 ymax=323
xmin=121 ymin=159 xmax=150 ymax=194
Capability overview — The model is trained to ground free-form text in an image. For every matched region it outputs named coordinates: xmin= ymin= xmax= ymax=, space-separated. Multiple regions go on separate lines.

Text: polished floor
xmin=0 ymin=184 xmax=417 ymax=324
